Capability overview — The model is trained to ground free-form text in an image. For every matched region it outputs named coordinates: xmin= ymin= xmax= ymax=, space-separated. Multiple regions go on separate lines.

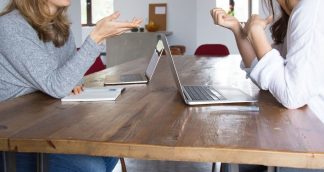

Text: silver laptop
xmin=104 ymin=40 xmax=163 ymax=85
xmin=159 ymin=34 xmax=257 ymax=105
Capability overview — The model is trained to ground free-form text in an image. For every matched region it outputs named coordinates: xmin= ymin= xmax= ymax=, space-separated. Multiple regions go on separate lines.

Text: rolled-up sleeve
xmin=247 ymin=0 xmax=324 ymax=109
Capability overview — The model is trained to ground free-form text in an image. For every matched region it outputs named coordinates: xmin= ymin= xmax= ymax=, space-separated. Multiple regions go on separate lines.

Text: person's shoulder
xmin=0 ymin=10 xmax=34 ymax=34
xmin=292 ymin=0 xmax=321 ymax=15
xmin=290 ymin=0 xmax=323 ymax=25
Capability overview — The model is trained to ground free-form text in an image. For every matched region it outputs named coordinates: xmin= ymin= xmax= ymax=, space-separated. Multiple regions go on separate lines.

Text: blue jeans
xmin=1 ymin=152 xmax=118 ymax=172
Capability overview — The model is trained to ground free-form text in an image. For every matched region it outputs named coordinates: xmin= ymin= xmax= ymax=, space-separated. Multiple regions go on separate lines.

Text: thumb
xmin=265 ymin=15 xmax=273 ymax=25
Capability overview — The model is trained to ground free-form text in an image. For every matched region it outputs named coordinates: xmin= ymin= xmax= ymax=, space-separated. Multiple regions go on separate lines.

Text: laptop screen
xmin=159 ymin=35 xmax=184 ymax=93
xmin=145 ymin=46 xmax=161 ymax=80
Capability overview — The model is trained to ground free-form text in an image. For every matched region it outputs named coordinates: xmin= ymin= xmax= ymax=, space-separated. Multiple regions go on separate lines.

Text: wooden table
xmin=1 ymin=55 xmax=324 ymax=169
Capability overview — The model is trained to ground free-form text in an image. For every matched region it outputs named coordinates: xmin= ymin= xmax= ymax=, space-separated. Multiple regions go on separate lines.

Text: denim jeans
xmin=1 ymin=152 xmax=118 ymax=172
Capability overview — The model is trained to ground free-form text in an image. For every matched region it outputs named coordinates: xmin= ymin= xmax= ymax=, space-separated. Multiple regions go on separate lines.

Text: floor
xmin=112 ymin=158 xmax=220 ymax=172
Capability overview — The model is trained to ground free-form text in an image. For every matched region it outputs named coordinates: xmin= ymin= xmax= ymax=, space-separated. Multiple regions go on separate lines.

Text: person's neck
xmin=288 ymin=0 xmax=300 ymax=11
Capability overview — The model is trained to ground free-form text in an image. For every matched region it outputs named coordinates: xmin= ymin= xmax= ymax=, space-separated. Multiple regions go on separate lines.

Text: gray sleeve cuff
xmin=79 ymin=36 xmax=105 ymax=63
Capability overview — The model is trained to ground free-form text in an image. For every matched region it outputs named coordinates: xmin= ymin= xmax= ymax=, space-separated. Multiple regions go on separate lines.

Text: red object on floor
xmin=194 ymin=44 xmax=230 ymax=57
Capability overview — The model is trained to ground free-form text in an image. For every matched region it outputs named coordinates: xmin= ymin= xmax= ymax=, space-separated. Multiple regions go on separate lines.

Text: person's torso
xmin=0 ymin=10 xmax=75 ymax=101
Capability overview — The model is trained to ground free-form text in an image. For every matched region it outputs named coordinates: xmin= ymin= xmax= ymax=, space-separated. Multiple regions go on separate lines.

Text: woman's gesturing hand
xmin=243 ymin=15 xmax=273 ymax=41
xmin=243 ymin=15 xmax=273 ymax=59
xmin=210 ymin=8 xmax=241 ymax=34
xmin=90 ymin=12 xmax=142 ymax=44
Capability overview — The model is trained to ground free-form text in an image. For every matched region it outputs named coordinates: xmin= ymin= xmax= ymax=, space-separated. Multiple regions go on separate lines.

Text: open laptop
xmin=159 ymin=34 xmax=257 ymax=105
xmin=104 ymin=39 xmax=163 ymax=85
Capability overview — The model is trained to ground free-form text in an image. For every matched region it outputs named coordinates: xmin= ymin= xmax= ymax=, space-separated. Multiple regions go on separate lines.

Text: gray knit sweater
xmin=0 ymin=10 xmax=104 ymax=101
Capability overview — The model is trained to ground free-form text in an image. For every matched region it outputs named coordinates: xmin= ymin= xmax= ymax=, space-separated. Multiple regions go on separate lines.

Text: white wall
xmin=197 ymin=0 xmax=238 ymax=54
xmin=2 ymin=0 xmax=273 ymax=56
xmin=115 ymin=0 xmax=197 ymax=55
xmin=0 ymin=0 xmax=9 ymax=11
xmin=68 ymin=0 xmax=82 ymax=47
xmin=81 ymin=1 xmax=243 ymax=55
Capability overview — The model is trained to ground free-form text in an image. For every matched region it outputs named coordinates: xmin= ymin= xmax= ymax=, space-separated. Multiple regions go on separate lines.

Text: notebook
xmin=61 ymin=87 xmax=125 ymax=102
xmin=159 ymin=34 xmax=257 ymax=105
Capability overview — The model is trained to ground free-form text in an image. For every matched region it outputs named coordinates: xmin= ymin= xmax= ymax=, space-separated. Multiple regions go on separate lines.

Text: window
xmin=217 ymin=0 xmax=259 ymax=22
xmin=81 ymin=0 xmax=114 ymax=26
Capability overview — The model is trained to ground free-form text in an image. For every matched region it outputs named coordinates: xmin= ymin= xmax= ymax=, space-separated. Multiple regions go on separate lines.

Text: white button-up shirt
xmin=243 ymin=0 xmax=324 ymax=123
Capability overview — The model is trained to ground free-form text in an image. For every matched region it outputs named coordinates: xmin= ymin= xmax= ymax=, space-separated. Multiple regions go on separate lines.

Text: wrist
xmin=90 ymin=30 xmax=102 ymax=44
xmin=231 ymin=22 xmax=243 ymax=35
xmin=232 ymin=24 xmax=245 ymax=40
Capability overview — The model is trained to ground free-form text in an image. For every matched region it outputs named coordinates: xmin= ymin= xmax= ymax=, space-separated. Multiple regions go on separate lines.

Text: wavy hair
xmin=0 ymin=0 xmax=70 ymax=47
xmin=266 ymin=0 xmax=290 ymax=44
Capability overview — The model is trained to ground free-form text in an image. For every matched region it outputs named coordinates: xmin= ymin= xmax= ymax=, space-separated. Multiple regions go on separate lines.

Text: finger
xmin=106 ymin=11 xmax=121 ymax=21
xmin=210 ymin=9 xmax=215 ymax=17
xmin=216 ymin=12 xmax=225 ymax=24
xmin=72 ymin=88 xmax=77 ymax=95
xmin=265 ymin=15 xmax=273 ymax=25
xmin=132 ymin=17 xmax=142 ymax=23
xmin=214 ymin=8 xmax=226 ymax=16
xmin=75 ymin=88 xmax=79 ymax=95
xmin=132 ymin=19 xmax=143 ymax=26
xmin=115 ymin=21 xmax=142 ymax=28
xmin=210 ymin=8 xmax=223 ymax=17
xmin=115 ymin=28 xmax=134 ymax=36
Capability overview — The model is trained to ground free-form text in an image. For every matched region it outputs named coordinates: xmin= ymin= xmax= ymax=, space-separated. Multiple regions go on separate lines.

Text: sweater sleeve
xmin=0 ymin=19 xmax=103 ymax=98
xmin=249 ymin=0 xmax=324 ymax=109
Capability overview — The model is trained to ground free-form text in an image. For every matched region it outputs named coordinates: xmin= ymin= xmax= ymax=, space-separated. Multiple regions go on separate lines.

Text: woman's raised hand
xmin=90 ymin=12 xmax=142 ymax=44
xmin=243 ymin=14 xmax=273 ymax=40
xmin=210 ymin=8 xmax=241 ymax=33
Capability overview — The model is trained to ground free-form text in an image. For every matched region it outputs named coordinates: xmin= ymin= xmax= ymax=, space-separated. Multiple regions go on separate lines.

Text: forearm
xmin=249 ymin=49 xmax=311 ymax=109
xmin=232 ymin=27 xmax=257 ymax=67
xmin=42 ymin=36 xmax=102 ymax=97
xmin=248 ymin=26 xmax=272 ymax=59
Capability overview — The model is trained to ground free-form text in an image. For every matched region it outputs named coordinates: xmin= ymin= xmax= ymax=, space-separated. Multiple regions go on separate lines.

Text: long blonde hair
xmin=0 ymin=0 xmax=70 ymax=47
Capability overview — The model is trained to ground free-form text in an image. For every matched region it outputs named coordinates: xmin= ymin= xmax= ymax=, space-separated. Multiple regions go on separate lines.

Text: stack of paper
xmin=61 ymin=87 xmax=125 ymax=102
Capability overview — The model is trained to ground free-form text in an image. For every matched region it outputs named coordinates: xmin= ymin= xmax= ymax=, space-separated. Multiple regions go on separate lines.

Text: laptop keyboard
xmin=184 ymin=86 xmax=223 ymax=101
xmin=120 ymin=74 xmax=144 ymax=82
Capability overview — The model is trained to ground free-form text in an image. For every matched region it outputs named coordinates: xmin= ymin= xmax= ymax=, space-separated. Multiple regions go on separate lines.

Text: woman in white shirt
xmin=211 ymin=0 xmax=324 ymax=171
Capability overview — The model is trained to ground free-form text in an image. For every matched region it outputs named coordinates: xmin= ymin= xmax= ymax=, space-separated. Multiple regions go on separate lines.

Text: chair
xmin=84 ymin=55 xmax=106 ymax=76
xmin=194 ymin=44 xmax=230 ymax=57
xmin=162 ymin=45 xmax=186 ymax=56
xmin=76 ymin=48 xmax=106 ymax=76
xmin=170 ymin=45 xmax=186 ymax=55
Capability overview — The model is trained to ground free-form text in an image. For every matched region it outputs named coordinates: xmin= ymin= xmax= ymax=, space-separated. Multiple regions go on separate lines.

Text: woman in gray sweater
xmin=0 ymin=0 xmax=141 ymax=171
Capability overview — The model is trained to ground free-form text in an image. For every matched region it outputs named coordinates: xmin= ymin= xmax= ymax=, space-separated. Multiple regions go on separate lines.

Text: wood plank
xmin=8 ymin=140 xmax=324 ymax=169
xmin=0 ymin=138 xmax=8 ymax=151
